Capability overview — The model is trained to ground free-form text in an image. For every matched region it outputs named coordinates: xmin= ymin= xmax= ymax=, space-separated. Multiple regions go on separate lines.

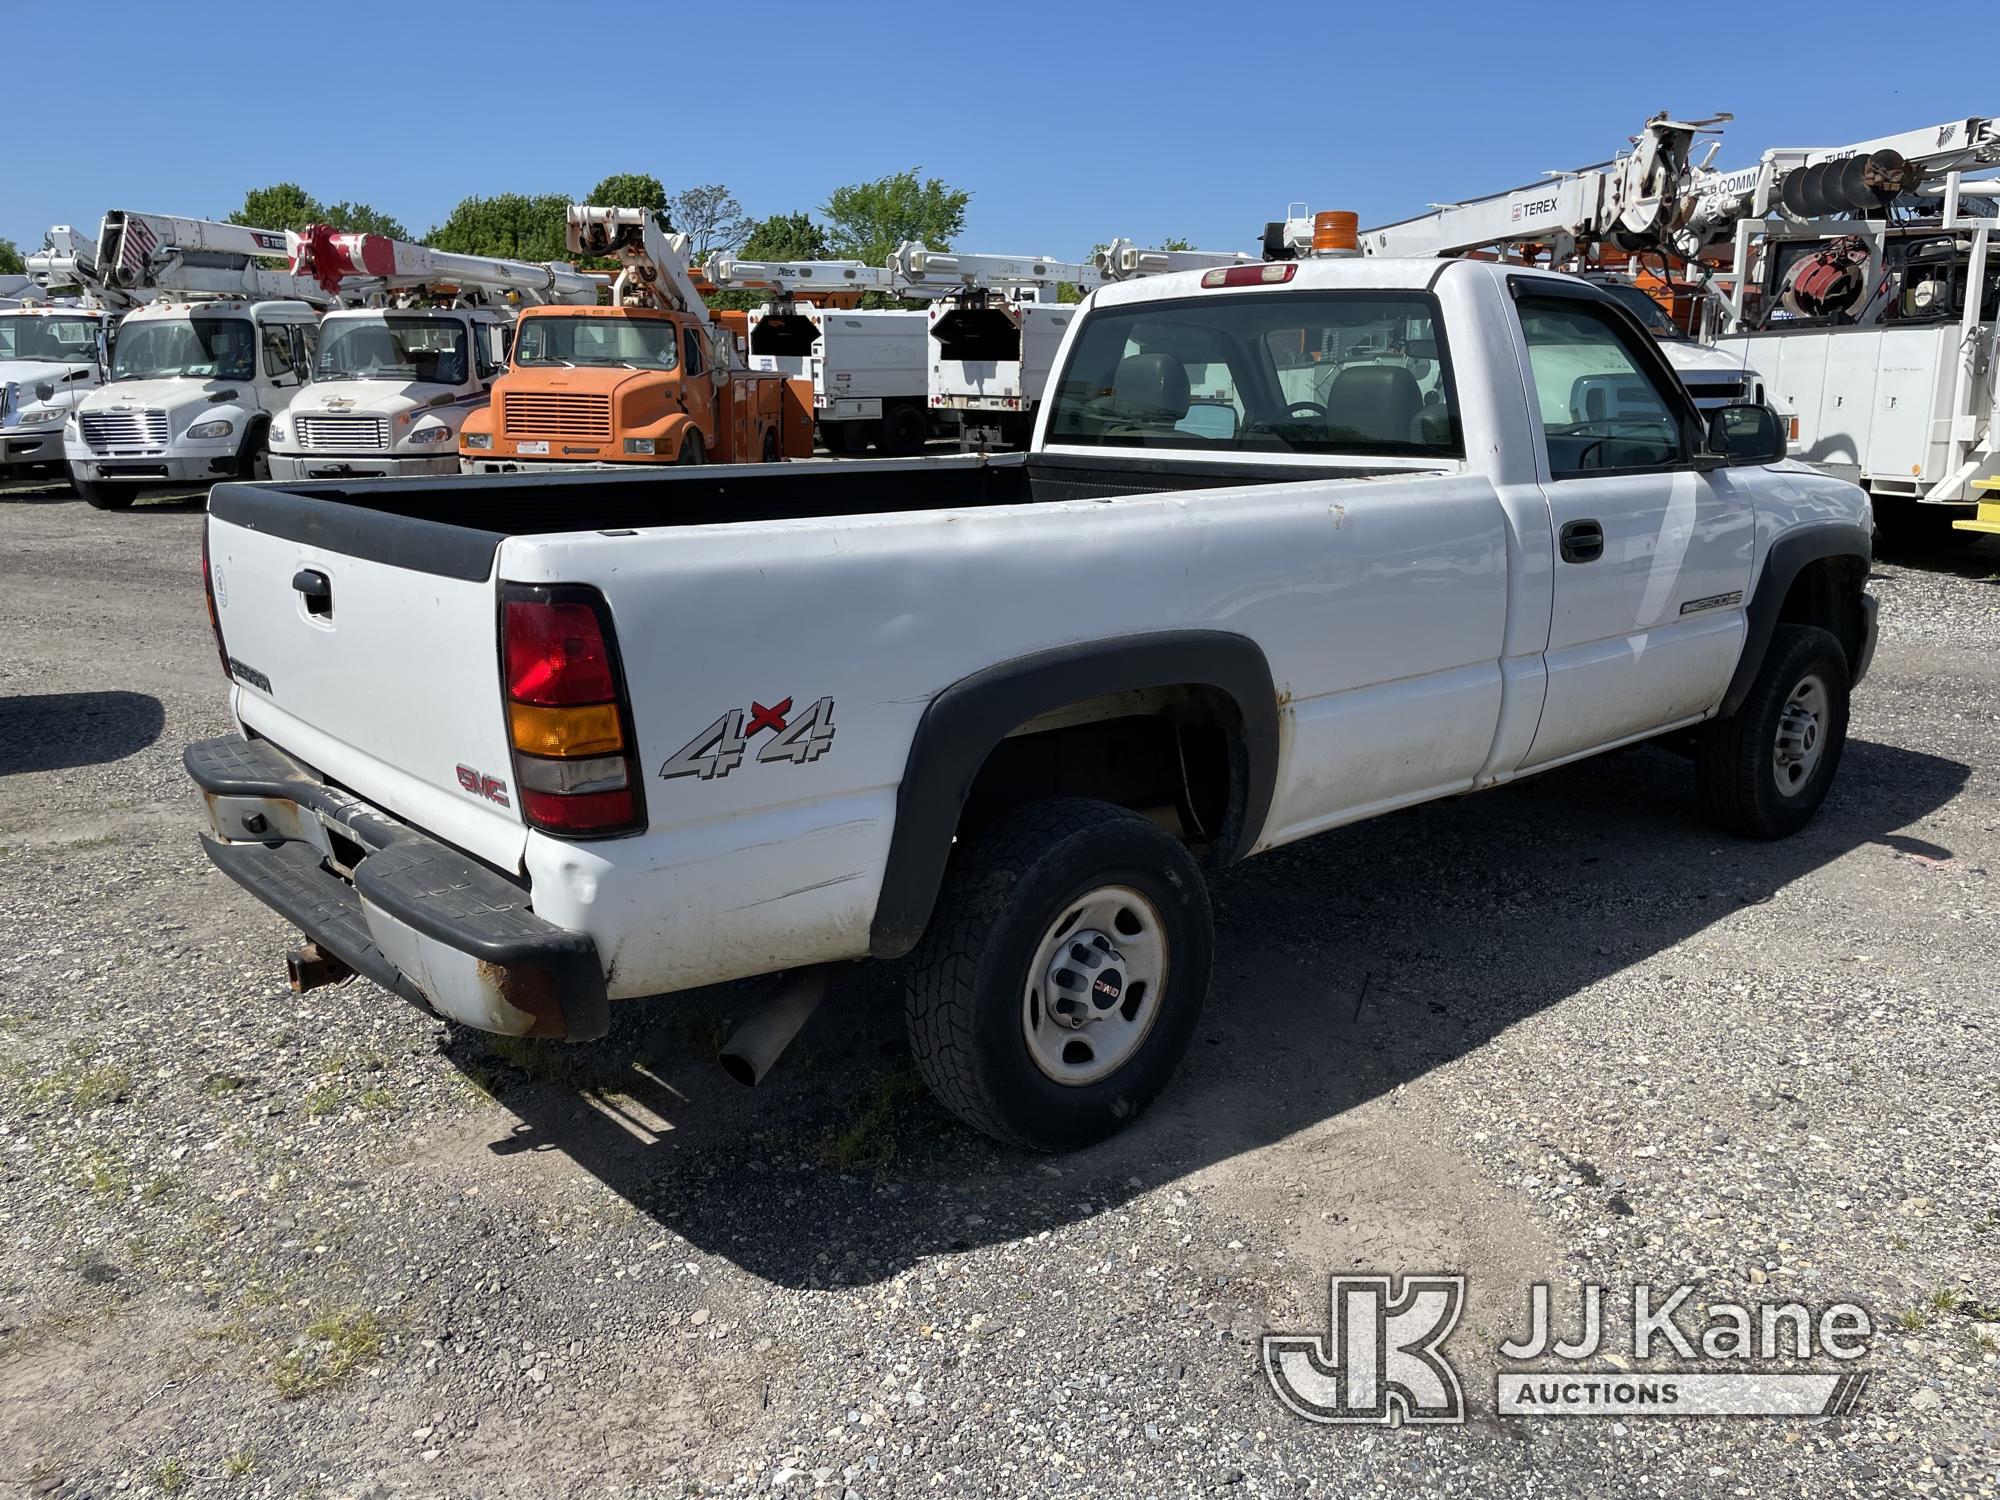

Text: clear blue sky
xmin=8 ymin=2 xmax=1993 ymax=263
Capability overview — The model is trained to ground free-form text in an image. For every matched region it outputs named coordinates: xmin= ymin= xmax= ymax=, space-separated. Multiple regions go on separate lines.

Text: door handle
xmin=292 ymin=567 xmax=333 ymax=618
xmin=1559 ymin=519 xmax=1604 ymax=564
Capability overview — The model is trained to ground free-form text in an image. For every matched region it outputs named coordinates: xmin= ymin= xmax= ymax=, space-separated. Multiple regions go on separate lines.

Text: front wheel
xmin=1696 ymin=624 xmax=1851 ymax=838
xmin=77 ymin=478 xmax=139 ymax=511
xmin=678 ymin=431 xmax=704 ymax=466
xmin=905 ymin=798 xmax=1213 ymax=1150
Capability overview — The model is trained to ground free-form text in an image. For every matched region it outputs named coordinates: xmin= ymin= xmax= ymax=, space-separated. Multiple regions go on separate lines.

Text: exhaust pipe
xmin=719 ymin=968 xmax=829 ymax=1087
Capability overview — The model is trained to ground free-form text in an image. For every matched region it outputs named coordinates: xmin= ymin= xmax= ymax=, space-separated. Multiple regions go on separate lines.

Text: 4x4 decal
xmin=660 ymin=696 xmax=836 ymax=781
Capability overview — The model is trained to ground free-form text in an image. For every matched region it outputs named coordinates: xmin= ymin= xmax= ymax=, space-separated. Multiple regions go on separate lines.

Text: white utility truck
xmin=706 ymin=255 xmax=939 ymax=455
xmin=270 ymin=227 xmax=599 ymax=480
xmin=188 ymin=255 xmax=1875 ymax=1151
xmin=0 ymin=301 xmax=116 ymax=483
xmin=60 ymin=210 xmax=336 ymax=509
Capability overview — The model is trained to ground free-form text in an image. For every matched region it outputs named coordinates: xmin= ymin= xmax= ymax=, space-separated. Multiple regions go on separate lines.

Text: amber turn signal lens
xmin=508 ymin=700 xmax=625 ymax=759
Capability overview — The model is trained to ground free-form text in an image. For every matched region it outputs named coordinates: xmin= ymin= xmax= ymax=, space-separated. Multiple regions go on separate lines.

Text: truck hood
xmin=1660 ymin=342 xmax=1754 ymax=377
xmin=290 ymin=380 xmax=473 ymax=420
xmin=88 ymin=378 xmax=238 ymax=415
xmin=504 ymin=366 xmax=654 ymax=399
xmin=0 ymin=359 xmax=88 ymax=391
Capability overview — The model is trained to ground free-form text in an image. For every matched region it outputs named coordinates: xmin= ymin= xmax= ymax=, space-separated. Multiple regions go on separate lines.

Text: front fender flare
xmin=1719 ymin=522 xmax=1872 ymax=718
xmin=868 ymin=630 xmax=1279 ymax=961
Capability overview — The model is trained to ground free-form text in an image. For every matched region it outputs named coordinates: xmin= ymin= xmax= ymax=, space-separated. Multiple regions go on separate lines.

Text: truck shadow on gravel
xmin=438 ymin=736 xmax=1967 ymax=1289
xmin=0 ymin=690 xmax=165 ymax=775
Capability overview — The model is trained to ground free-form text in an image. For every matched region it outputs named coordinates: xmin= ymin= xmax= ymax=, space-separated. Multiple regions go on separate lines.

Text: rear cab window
xmin=1043 ymin=290 xmax=1463 ymax=460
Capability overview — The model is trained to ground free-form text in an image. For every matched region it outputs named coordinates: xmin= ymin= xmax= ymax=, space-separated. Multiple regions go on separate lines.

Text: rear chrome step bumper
xmin=184 ymin=736 xmax=609 ymax=1041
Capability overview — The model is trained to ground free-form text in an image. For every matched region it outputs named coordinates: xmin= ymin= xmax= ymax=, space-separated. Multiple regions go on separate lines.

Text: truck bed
xmin=209 ymin=452 xmax=1420 ymax=579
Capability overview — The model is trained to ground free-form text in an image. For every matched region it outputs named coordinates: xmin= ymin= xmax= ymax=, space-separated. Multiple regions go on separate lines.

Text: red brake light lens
xmin=518 ymin=786 xmax=636 ymax=832
xmin=1201 ymin=263 xmax=1297 ymax=288
xmin=504 ymin=599 xmax=618 ymax=705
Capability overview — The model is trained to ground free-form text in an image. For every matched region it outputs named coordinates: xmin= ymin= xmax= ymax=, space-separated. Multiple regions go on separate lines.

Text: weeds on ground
xmin=271 ymin=1305 xmax=385 ymax=1399
xmin=817 ymin=1068 xmax=930 ymax=1174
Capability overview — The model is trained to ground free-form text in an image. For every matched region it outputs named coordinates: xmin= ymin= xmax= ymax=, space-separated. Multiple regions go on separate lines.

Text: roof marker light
xmin=1202 ymin=264 xmax=1297 ymax=288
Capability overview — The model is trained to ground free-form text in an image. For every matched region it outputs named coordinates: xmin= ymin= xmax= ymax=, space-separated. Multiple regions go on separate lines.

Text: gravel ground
xmin=1 ymin=476 xmax=1997 ymax=1498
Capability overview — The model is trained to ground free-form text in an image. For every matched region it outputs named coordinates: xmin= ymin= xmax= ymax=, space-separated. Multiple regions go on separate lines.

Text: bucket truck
xmin=2 ymin=231 xmax=120 ymax=485
xmin=894 ymin=242 xmax=1256 ymax=448
xmin=459 ymin=207 xmax=810 ymax=472
xmin=1688 ymin=117 xmax=2000 ymax=540
xmin=59 ymin=210 xmax=336 ymax=509
xmin=703 ymin=255 xmax=946 ymax=454
xmin=270 ymin=227 xmax=599 ymax=480
xmin=1266 ymin=115 xmax=1768 ymax=413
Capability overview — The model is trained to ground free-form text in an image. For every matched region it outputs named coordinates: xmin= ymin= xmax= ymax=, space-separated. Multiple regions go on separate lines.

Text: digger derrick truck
xmin=459 ymin=207 xmax=810 ymax=472
xmin=271 ymin=227 xmax=599 ymax=480
xmin=1267 ymin=115 xmax=1770 ymax=414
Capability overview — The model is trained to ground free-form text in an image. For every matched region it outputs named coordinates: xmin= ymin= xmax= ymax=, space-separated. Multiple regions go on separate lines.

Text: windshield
xmin=0 ymin=315 xmax=97 ymax=364
xmin=111 ymin=318 xmax=256 ymax=382
xmin=512 ymin=316 xmax=679 ymax=372
xmin=1593 ymin=281 xmax=1686 ymax=341
xmin=1045 ymin=290 xmax=1462 ymax=458
xmin=317 ymin=315 xmax=468 ymax=384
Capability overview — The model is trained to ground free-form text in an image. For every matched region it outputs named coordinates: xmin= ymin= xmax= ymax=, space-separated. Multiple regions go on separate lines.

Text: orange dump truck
xmin=460 ymin=208 xmax=810 ymax=471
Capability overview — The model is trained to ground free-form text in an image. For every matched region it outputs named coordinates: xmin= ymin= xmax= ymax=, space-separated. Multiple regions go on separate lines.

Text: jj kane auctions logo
xmin=1264 ymin=1276 xmax=1874 ymax=1424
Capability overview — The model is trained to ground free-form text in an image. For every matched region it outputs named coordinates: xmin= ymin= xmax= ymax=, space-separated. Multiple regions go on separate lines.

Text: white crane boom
xmin=1094 ymin=240 xmax=1254 ymax=279
xmin=91 ymin=210 xmax=336 ymax=308
xmin=891 ymin=244 xmax=1103 ymax=293
xmin=567 ymin=205 xmax=708 ymax=316
xmin=287 ymin=226 xmax=600 ymax=305
xmin=704 ymin=256 xmax=905 ymax=295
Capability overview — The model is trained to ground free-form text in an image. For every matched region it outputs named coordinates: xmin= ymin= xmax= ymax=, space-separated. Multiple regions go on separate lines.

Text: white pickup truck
xmin=188 ymin=256 xmax=1876 ymax=1151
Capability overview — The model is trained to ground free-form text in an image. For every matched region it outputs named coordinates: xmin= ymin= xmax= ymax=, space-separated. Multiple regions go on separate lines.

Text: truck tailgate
xmin=205 ymin=485 xmax=528 ymax=873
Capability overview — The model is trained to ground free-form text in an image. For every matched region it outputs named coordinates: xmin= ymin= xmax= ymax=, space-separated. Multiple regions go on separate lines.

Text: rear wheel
xmin=77 ymin=478 xmax=139 ymax=510
xmin=881 ymin=403 xmax=928 ymax=456
xmin=762 ymin=429 xmax=780 ymax=464
xmin=1696 ymin=624 xmax=1850 ymax=838
xmin=905 ymin=798 xmax=1213 ymax=1150
xmin=822 ymin=422 xmax=867 ymax=455
xmin=678 ymin=431 xmax=704 ymax=466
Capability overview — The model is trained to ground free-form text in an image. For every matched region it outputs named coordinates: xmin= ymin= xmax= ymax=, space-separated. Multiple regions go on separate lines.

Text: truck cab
xmin=0 ymin=303 xmax=114 ymax=483
xmin=459 ymin=305 xmax=804 ymax=470
xmin=270 ymin=307 xmax=512 ymax=480
xmin=65 ymin=298 xmax=320 ymax=509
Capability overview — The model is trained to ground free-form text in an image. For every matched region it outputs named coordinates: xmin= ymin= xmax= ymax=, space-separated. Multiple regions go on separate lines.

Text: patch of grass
xmin=485 ymin=1035 xmax=604 ymax=1092
xmin=355 ymin=1085 xmax=396 ymax=1112
xmin=226 ymin=1447 xmax=258 ymax=1477
xmin=154 ymin=1457 xmax=189 ymax=1494
xmin=816 ymin=1067 xmax=930 ymax=1174
xmin=1928 ymin=1287 xmax=1963 ymax=1317
xmin=302 ymin=1083 xmax=343 ymax=1118
xmin=1897 ymin=1307 xmax=1931 ymax=1332
xmin=21 ymin=1054 xmax=134 ymax=1112
xmin=271 ymin=1306 xmax=384 ymax=1400
xmin=197 ymin=1072 xmax=247 ymax=1097
xmin=74 ymin=1149 xmax=130 ymax=1198
xmin=141 ymin=1173 xmax=178 ymax=1203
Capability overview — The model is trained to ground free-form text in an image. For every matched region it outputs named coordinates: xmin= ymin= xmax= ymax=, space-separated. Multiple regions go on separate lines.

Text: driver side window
xmin=1518 ymin=296 xmax=1684 ymax=476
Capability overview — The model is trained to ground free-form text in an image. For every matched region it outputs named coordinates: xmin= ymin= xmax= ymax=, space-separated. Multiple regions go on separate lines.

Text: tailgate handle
xmin=292 ymin=567 xmax=333 ymax=618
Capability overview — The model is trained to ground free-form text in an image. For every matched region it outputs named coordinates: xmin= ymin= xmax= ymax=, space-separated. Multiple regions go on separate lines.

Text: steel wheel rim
xmin=1773 ymin=672 xmax=1830 ymax=795
xmin=1021 ymin=884 xmax=1167 ymax=1087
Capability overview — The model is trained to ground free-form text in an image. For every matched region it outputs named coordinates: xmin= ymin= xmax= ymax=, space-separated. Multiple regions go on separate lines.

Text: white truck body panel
xmin=930 ymin=298 xmax=1077 ymax=413
xmin=747 ymin=307 xmax=926 ymax=421
xmin=192 ymin=257 xmax=1874 ymax=1025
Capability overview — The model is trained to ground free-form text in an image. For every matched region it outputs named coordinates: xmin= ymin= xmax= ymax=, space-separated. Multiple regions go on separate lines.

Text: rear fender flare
xmin=868 ymin=630 xmax=1279 ymax=960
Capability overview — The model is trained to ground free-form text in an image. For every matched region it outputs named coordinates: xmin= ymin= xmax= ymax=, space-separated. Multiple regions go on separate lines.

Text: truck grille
xmin=294 ymin=414 xmax=389 ymax=452
xmin=1683 ymin=377 xmax=1748 ymax=405
xmin=504 ymin=392 xmax=612 ymax=440
xmin=79 ymin=409 xmax=169 ymax=450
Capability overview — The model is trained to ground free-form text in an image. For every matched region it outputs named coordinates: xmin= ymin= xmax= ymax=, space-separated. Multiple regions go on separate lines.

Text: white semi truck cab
xmin=271 ymin=307 xmax=513 ymax=480
xmin=0 ymin=304 xmax=115 ymax=482
xmin=64 ymin=298 xmax=322 ymax=509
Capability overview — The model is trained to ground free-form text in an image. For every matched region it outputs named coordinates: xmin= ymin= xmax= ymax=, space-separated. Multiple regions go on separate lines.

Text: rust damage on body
xmin=475 ymin=958 xmax=571 ymax=1040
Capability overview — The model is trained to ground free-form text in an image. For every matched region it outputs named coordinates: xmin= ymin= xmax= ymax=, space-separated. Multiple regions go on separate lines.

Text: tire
xmin=762 ymin=429 xmax=781 ymax=464
xmin=239 ymin=426 xmax=272 ymax=483
xmin=1696 ymin=624 xmax=1851 ymax=838
xmin=881 ymin=403 xmax=927 ymax=457
xmin=77 ymin=478 xmax=138 ymax=510
xmin=822 ymin=422 xmax=867 ymax=455
xmin=905 ymin=797 xmax=1213 ymax=1151
xmin=678 ymin=431 xmax=704 ymax=466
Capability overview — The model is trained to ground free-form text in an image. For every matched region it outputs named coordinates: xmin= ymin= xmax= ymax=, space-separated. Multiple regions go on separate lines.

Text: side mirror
xmin=35 ymin=381 xmax=55 ymax=402
xmin=1706 ymin=403 xmax=1786 ymax=465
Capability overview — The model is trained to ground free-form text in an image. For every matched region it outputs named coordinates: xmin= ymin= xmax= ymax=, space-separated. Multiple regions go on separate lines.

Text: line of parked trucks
xmin=4 ymin=106 xmax=1995 ymax=536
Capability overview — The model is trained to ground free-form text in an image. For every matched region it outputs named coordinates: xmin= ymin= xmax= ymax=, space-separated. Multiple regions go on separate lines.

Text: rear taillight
xmin=500 ymin=584 xmax=645 ymax=838
xmin=1201 ymin=263 xmax=1297 ymax=288
xmin=201 ymin=523 xmax=231 ymax=678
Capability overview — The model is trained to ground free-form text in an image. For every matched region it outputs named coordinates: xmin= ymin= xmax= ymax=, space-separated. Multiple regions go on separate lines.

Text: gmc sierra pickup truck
xmin=187 ymin=255 xmax=1876 ymax=1151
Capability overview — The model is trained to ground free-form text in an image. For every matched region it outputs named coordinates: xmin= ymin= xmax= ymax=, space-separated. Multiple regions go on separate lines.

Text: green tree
xmin=0 ymin=237 xmax=24 ymax=276
xmin=822 ymin=169 xmax=969 ymax=267
xmin=705 ymin=211 xmax=837 ymax=311
xmin=589 ymin=173 xmax=669 ymax=213
xmin=229 ymin=183 xmax=324 ymax=232
xmin=1161 ymin=236 xmax=1195 ymax=251
xmin=321 ymin=201 xmax=409 ymax=239
xmin=425 ymin=194 xmax=573 ymax=263
xmin=671 ymin=184 xmax=753 ymax=260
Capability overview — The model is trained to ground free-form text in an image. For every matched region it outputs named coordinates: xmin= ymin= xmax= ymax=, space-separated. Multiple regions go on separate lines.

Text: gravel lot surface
xmin=2 ymin=477 xmax=1997 ymax=1498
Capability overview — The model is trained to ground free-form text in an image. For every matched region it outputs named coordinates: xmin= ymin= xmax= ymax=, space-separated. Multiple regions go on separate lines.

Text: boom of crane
xmin=83 ymin=210 xmax=338 ymax=311
xmin=1275 ymin=113 xmax=1736 ymax=266
xmin=1093 ymin=240 xmax=1255 ymax=280
xmin=567 ymin=205 xmax=710 ymax=317
xmin=890 ymin=245 xmax=1101 ymax=301
xmin=701 ymin=256 xmax=942 ymax=310
xmin=287 ymin=225 xmax=599 ymax=306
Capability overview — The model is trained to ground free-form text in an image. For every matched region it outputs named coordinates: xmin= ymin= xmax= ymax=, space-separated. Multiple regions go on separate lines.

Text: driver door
xmin=1515 ymin=288 xmax=1755 ymax=768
